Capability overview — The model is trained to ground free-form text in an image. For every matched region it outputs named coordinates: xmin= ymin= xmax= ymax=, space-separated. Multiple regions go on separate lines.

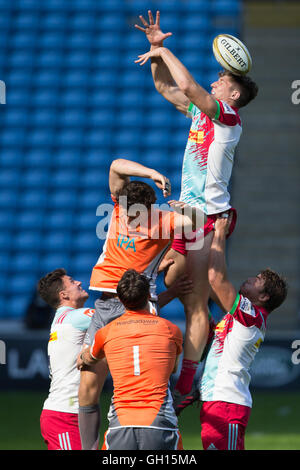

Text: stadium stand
xmin=0 ymin=0 xmax=241 ymax=321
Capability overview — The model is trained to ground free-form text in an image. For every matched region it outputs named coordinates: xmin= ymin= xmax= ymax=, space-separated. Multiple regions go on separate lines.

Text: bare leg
xmin=164 ymin=248 xmax=187 ymax=287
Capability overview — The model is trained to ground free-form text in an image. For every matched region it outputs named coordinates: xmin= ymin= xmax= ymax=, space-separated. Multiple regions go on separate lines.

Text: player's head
xmin=239 ymin=268 xmax=288 ymax=312
xmin=211 ymin=70 xmax=258 ymax=108
xmin=117 ymin=181 xmax=157 ymax=214
xmin=117 ymin=269 xmax=150 ymax=311
xmin=37 ymin=268 xmax=89 ymax=309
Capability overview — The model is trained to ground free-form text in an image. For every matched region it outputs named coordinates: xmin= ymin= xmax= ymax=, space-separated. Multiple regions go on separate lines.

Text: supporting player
xmin=38 ymin=269 xmax=94 ymax=450
xmin=198 ymin=215 xmax=288 ymax=450
xmin=78 ymin=158 xmax=205 ymax=450
xmin=135 ymin=10 xmax=259 ymax=409
xmin=78 ymin=269 xmax=184 ymax=450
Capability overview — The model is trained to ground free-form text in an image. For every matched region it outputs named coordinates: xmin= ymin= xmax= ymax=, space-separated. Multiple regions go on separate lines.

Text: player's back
xmin=43 ymin=306 xmax=94 ymax=414
xmin=92 ymin=310 xmax=182 ymax=429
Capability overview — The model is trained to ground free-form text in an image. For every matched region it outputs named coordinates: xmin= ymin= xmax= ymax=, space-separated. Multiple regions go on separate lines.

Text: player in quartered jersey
xmin=79 ymin=269 xmax=184 ymax=450
xmin=37 ymin=268 xmax=94 ymax=450
xmin=197 ymin=215 xmax=288 ymax=450
xmin=135 ymin=10 xmax=259 ymax=407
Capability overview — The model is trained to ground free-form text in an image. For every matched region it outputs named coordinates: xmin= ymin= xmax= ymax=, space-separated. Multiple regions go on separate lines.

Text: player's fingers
xmin=134 ymin=24 xmax=146 ymax=33
xmin=163 ymin=32 xmax=173 ymax=39
xmin=148 ymin=10 xmax=154 ymax=25
xmin=156 ymin=10 xmax=160 ymax=26
xmin=139 ymin=15 xmax=149 ymax=27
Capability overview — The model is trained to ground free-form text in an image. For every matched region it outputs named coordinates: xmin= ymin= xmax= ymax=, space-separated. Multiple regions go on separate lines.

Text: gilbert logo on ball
xmin=213 ymin=34 xmax=252 ymax=75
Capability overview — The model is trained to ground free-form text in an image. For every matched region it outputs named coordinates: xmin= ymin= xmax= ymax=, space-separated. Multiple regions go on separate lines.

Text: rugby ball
xmin=212 ymin=34 xmax=252 ymax=75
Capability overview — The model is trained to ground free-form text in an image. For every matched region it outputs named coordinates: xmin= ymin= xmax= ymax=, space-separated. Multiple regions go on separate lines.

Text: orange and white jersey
xmin=89 ymin=196 xmax=175 ymax=300
xmin=90 ymin=309 xmax=183 ymax=430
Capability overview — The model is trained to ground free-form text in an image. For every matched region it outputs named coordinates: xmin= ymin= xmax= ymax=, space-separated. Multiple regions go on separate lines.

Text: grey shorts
xmin=103 ymin=427 xmax=182 ymax=450
xmin=84 ymin=296 xmax=125 ymax=345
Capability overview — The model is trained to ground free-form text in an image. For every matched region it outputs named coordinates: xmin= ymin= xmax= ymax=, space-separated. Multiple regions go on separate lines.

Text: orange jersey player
xmin=80 ymin=269 xmax=184 ymax=451
xmin=77 ymin=158 xmax=205 ymax=450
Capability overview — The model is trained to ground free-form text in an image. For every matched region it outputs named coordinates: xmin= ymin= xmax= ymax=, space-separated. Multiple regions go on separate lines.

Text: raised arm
xmin=135 ymin=10 xmax=190 ymax=115
xmin=109 ymin=158 xmax=171 ymax=199
xmin=208 ymin=215 xmax=237 ymax=312
xmin=136 ymin=46 xmax=218 ymax=120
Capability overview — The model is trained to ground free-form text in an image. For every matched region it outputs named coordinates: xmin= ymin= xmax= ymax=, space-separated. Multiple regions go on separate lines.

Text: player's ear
xmin=231 ymin=89 xmax=241 ymax=102
xmin=258 ymin=291 xmax=270 ymax=305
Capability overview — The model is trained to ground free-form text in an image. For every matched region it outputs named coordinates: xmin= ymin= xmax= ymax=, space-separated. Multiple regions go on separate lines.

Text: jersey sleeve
xmin=90 ymin=326 xmax=107 ymax=360
xmin=69 ymin=308 xmax=95 ymax=332
xmin=229 ymin=294 xmax=266 ymax=329
xmin=214 ymin=99 xmax=241 ymax=126
xmin=169 ymin=322 xmax=183 ymax=355
xmin=186 ymin=102 xmax=200 ymax=118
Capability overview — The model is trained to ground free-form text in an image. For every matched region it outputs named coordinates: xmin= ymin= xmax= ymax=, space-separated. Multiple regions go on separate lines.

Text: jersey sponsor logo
xmin=49 ymin=332 xmax=57 ymax=342
xmin=83 ymin=308 xmax=94 ymax=318
xmin=117 ymin=234 xmax=136 ymax=252
xmin=188 ymin=129 xmax=204 ymax=144
xmin=239 ymin=297 xmax=255 ymax=317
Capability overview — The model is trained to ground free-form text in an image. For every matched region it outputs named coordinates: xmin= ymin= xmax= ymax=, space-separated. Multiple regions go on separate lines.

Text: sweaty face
xmin=210 ymin=74 xmax=238 ymax=104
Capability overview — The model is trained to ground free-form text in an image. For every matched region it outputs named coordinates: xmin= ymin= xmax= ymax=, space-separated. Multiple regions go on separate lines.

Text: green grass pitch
xmin=0 ymin=390 xmax=299 ymax=450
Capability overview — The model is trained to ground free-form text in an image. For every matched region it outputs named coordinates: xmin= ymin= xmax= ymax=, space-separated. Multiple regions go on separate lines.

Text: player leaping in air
xmin=135 ymin=10 xmax=259 ymax=413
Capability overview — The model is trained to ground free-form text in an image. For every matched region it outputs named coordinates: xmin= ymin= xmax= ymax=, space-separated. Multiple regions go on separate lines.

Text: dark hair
xmin=37 ymin=268 xmax=67 ymax=309
xmin=117 ymin=269 xmax=150 ymax=311
xmin=260 ymin=268 xmax=288 ymax=312
xmin=219 ymin=70 xmax=259 ymax=108
xmin=117 ymin=181 xmax=157 ymax=211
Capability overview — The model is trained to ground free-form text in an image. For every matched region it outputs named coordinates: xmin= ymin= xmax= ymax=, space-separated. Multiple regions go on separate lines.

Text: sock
xmin=175 ymin=359 xmax=199 ymax=395
xmin=78 ymin=404 xmax=100 ymax=450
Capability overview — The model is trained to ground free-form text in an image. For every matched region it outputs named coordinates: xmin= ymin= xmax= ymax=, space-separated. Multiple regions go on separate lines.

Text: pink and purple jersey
xmin=200 ymin=294 xmax=269 ymax=407
xmin=180 ymin=99 xmax=242 ymax=215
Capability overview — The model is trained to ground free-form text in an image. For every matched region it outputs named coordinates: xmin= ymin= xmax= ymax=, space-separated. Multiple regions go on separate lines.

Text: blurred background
xmin=0 ymin=0 xmax=300 ymax=444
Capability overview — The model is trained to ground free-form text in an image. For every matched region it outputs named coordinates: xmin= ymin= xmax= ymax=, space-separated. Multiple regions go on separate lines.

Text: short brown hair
xmin=117 ymin=269 xmax=150 ymax=311
xmin=260 ymin=268 xmax=288 ymax=312
xmin=219 ymin=70 xmax=259 ymax=108
xmin=37 ymin=268 xmax=66 ymax=309
xmin=117 ymin=181 xmax=157 ymax=211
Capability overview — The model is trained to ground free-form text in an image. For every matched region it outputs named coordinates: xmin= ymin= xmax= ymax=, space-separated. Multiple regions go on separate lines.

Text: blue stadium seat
xmin=0 ymin=211 xmax=15 ymax=230
xmin=51 ymin=169 xmax=79 ymax=188
xmin=18 ymin=211 xmax=44 ymax=230
xmin=10 ymin=253 xmax=40 ymax=273
xmin=84 ymin=130 xmax=108 ymax=148
xmin=43 ymin=231 xmax=72 ymax=252
xmin=7 ymin=296 xmax=32 ymax=318
xmin=22 ymin=170 xmax=49 ymax=188
xmin=47 ymin=212 xmax=74 ymax=231
xmin=0 ymin=150 xmax=22 ymax=167
xmin=26 ymin=150 xmax=53 ymax=168
xmin=0 ymin=253 xmax=9 ymax=271
xmin=48 ymin=191 xmax=78 ymax=210
xmin=54 ymin=150 xmax=81 ymax=167
xmin=21 ymin=190 xmax=48 ymax=209
xmin=0 ymin=169 xmax=20 ymax=188
xmin=72 ymin=232 xmax=99 ymax=252
xmin=0 ymin=190 xmax=18 ymax=209
xmin=0 ymin=232 xmax=12 ymax=250
xmin=14 ymin=231 xmax=42 ymax=251
xmin=40 ymin=253 xmax=71 ymax=273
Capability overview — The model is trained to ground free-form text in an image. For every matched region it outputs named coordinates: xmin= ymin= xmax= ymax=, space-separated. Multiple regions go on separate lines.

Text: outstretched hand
xmin=135 ymin=47 xmax=163 ymax=66
xmin=134 ymin=10 xmax=172 ymax=47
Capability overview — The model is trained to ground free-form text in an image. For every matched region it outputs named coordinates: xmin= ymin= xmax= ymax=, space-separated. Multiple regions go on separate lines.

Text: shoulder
xmin=214 ymin=99 xmax=242 ymax=126
xmin=229 ymin=294 xmax=267 ymax=329
xmin=68 ymin=308 xmax=95 ymax=331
